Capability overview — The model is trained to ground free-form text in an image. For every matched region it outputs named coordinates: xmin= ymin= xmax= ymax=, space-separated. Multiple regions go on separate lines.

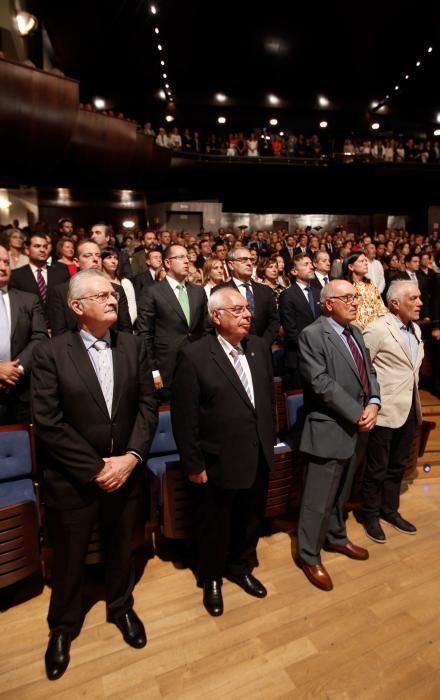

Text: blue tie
xmin=242 ymin=283 xmax=255 ymax=314
xmin=306 ymin=287 xmax=316 ymax=318
xmin=0 ymin=290 xmax=11 ymax=361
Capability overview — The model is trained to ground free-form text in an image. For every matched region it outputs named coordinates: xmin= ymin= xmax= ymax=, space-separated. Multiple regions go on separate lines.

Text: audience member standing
xmin=342 ymin=252 xmax=386 ymax=330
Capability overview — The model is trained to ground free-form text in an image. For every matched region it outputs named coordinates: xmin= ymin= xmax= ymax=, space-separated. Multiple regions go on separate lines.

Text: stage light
xmin=218 ymin=116 xmax=226 ymax=124
xmin=93 ymin=97 xmax=106 ymax=110
xmin=371 ymin=122 xmax=380 ymax=130
xmin=122 ymin=220 xmax=135 ymax=229
xmin=165 ymin=115 xmax=174 ymax=122
xmin=319 ymin=121 xmax=328 ymax=128
xmin=16 ymin=11 xmax=38 ymax=36
xmin=269 ymin=118 xmax=278 ymax=126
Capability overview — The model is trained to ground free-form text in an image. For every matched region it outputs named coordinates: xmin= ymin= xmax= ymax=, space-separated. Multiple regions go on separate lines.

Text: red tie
xmin=36 ymin=268 xmax=48 ymax=304
xmin=343 ymin=327 xmax=369 ymax=397
xmin=223 ymin=263 xmax=229 ymax=280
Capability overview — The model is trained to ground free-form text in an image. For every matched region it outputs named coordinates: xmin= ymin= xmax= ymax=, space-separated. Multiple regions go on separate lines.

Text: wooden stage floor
xmin=1 ymin=473 xmax=440 ymax=699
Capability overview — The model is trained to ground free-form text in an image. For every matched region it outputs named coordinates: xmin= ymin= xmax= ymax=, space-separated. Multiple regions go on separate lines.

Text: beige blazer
xmin=363 ymin=313 xmax=424 ymax=428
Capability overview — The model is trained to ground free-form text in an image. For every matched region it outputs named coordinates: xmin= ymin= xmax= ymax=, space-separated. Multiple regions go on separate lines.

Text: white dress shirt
xmin=216 ymin=333 xmax=255 ymax=406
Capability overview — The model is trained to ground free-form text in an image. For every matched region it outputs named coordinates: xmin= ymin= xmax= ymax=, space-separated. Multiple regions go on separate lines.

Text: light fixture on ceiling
xmin=150 ymin=5 xmax=157 ymax=14
xmin=319 ymin=121 xmax=328 ymax=128
xmin=157 ymin=44 xmax=162 ymax=51
xmin=279 ymin=131 xmax=284 ymax=136
xmin=267 ymin=94 xmax=280 ymax=106
xmin=434 ymin=129 xmax=440 ymax=136
xmin=269 ymin=118 xmax=278 ymax=126
xmin=158 ymin=89 xmax=166 ymax=100
xmin=436 ymin=113 xmax=440 ymax=123
xmin=122 ymin=220 xmax=136 ymax=229
xmin=318 ymin=95 xmax=329 ymax=107
xmin=93 ymin=97 xmax=106 ymax=110
xmin=165 ymin=83 xmax=169 ymax=88
xmin=416 ymin=61 xmax=421 ymax=67
xmin=162 ymin=73 xmax=167 ymax=78
xmin=428 ymin=46 xmax=433 ymax=53
xmin=160 ymin=60 xmax=165 ymax=66
xmin=154 ymin=27 xmax=160 ymax=34
xmin=215 ymin=93 xmax=227 ymax=103
xmin=0 ymin=189 xmax=12 ymax=210
xmin=218 ymin=116 xmax=226 ymax=124
xmin=16 ymin=11 xmax=38 ymax=36
xmin=405 ymin=74 xmax=409 ymax=79
xmin=394 ymin=85 xmax=399 ymax=91
xmin=165 ymin=115 xmax=174 ymax=122
xmin=371 ymin=122 xmax=380 ymax=130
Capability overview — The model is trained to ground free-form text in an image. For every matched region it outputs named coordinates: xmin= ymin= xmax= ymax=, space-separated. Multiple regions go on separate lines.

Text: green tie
xmin=177 ymin=283 xmax=190 ymax=325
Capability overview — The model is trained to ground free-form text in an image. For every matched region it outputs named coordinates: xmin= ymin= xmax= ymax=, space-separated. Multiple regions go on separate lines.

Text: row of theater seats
xmin=0 ymin=383 xmax=434 ymax=593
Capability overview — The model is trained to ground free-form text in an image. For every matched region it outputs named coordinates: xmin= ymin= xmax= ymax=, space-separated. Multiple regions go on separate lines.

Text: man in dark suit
xmin=32 ymin=269 xmax=158 ymax=681
xmin=136 ymin=244 xmax=208 ymax=399
xmin=279 ymin=254 xmax=321 ymax=388
xmin=296 ymin=279 xmax=381 ymax=591
xmin=132 ymin=247 xmax=163 ymax=301
xmin=47 ymin=241 xmax=133 ymax=335
xmin=310 ymin=251 xmax=332 ymax=290
xmin=90 ymin=223 xmax=132 ymax=279
xmin=171 ymin=287 xmax=275 ymax=616
xmin=0 ymin=245 xmax=48 ymax=423
xmin=131 ymin=231 xmax=158 ymax=275
xmin=195 ymin=236 xmax=212 ymax=270
xmin=9 ymin=233 xmax=70 ymax=318
xmin=215 ymin=247 xmax=279 ymax=347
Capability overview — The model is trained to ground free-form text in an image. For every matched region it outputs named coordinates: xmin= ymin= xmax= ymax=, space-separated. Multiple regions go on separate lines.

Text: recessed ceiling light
xmin=215 ymin=93 xmax=227 ymax=103
xmin=394 ymin=85 xmax=399 ymax=91
xmin=150 ymin=5 xmax=157 ymax=15
xmin=158 ymin=90 xmax=166 ymax=100
xmin=279 ymin=131 xmax=284 ymax=136
xmin=157 ymin=44 xmax=162 ymax=51
xmin=165 ymin=115 xmax=174 ymax=122
xmin=267 ymin=94 xmax=280 ymax=106
xmin=169 ymin=97 xmax=174 ymax=102
xmin=371 ymin=122 xmax=380 ymax=130
xmin=319 ymin=121 xmax=328 ymax=128
xmin=434 ymin=129 xmax=440 ymax=136
xmin=218 ymin=116 xmax=226 ymax=124
xmin=154 ymin=27 xmax=159 ymax=34
xmin=428 ymin=46 xmax=433 ymax=53
xmin=160 ymin=60 xmax=165 ymax=66
xmin=122 ymin=220 xmax=136 ymax=229
xmin=416 ymin=61 xmax=421 ymax=67
xmin=162 ymin=73 xmax=167 ymax=78
xmin=269 ymin=118 xmax=278 ymax=126
xmin=93 ymin=97 xmax=105 ymax=110
xmin=165 ymin=83 xmax=169 ymax=89
xmin=318 ymin=95 xmax=329 ymax=107
xmin=405 ymin=74 xmax=409 ymax=79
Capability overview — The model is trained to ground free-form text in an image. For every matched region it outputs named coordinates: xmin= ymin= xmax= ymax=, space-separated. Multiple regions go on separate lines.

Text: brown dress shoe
xmin=298 ymin=561 xmax=333 ymax=591
xmin=324 ymin=540 xmax=369 ymax=560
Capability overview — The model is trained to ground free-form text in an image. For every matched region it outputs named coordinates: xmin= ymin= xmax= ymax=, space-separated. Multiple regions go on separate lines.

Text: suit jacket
xmin=132 ymin=269 xmax=155 ymax=302
xmin=298 ymin=315 xmax=380 ymax=460
xmin=9 ymin=263 xmax=70 ymax=313
xmin=47 ymin=281 xmax=133 ymax=336
xmin=279 ymin=282 xmax=321 ymax=369
xmin=136 ymin=277 xmax=208 ymax=388
xmin=171 ymin=333 xmax=275 ymax=489
xmin=31 ymin=330 xmax=158 ymax=509
xmin=214 ymin=279 xmax=280 ymax=347
xmin=1 ymin=288 xmax=48 ymax=408
xmin=363 ymin=313 xmax=423 ymax=428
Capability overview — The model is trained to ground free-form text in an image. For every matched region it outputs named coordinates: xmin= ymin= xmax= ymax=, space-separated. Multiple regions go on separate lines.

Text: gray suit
xmin=297 ymin=315 xmax=380 ymax=564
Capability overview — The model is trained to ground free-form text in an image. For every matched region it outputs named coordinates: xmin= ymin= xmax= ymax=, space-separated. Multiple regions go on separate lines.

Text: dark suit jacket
xmin=279 ymin=282 xmax=321 ymax=369
xmin=214 ymin=279 xmax=280 ymax=347
xmin=171 ymin=333 xmax=275 ymax=489
xmin=9 ymin=263 xmax=70 ymax=313
xmin=31 ymin=330 xmax=158 ymax=509
xmin=47 ymin=281 xmax=133 ymax=336
xmin=132 ymin=269 xmax=155 ymax=302
xmin=1 ymin=289 xmax=48 ymax=411
xmin=136 ymin=277 xmax=208 ymax=388
xmin=298 ymin=316 xmax=380 ymax=460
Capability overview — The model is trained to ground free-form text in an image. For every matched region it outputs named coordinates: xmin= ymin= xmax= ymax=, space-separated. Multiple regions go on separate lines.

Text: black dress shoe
xmin=226 ymin=573 xmax=267 ymax=598
xmin=363 ymin=519 xmax=386 ymax=543
xmin=45 ymin=630 xmax=71 ymax=681
xmin=381 ymin=513 xmax=417 ymax=535
xmin=203 ymin=580 xmax=223 ymax=616
xmin=109 ymin=609 xmax=147 ymax=648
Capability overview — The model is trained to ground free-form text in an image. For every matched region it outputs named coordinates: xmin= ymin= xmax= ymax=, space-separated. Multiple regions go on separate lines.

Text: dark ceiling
xmin=30 ymin=0 xmax=440 ymax=137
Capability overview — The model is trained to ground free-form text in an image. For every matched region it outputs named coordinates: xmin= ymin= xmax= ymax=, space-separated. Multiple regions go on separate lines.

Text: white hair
xmin=386 ymin=280 xmax=418 ymax=308
xmin=67 ymin=269 xmax=107 ymax=307
xmin=207 ymin=287 xmax=243 ymax=318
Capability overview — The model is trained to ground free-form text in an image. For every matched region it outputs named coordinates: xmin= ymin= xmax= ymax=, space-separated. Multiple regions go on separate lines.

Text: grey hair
xmin=207 ymin=287 xmax=245 ymax=319
xmin=227 ymin=246 xmax=248 ymax=262
xmin=386 ymin=280 xmax=418 ymax=308
xmin=67 ymin=269 xmax=107 ymax=307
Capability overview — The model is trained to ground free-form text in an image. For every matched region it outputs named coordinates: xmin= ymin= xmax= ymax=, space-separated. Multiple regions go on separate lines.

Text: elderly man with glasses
xmin=295 ymin=279 xmax=381 ymax=592
xmin=32 ymin=269 xmax=158 ymax=681
xmin=171 ymin=287 xmax=276 ymax=616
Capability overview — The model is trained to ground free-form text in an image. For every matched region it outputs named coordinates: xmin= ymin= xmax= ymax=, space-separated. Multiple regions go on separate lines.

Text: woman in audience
xmin=7 ymin=228 xmax=28 ymax=269
xmin=342 ymin=251 xmax=386 ymax=330
xmin=256 ymin=257 xmax=284 ymax=306
xmin=101 ymin=246 xmax=137 ymax=324
xmin=383 ymin=253 xmax=402 ymax=297
xmin=187 ymin=264 xmax=203 ymax=286
xmin=275 ymin=254 xmax=290 ymax=288
xmin=202 ymin=257 xmax=224 ymax=297
xmin=56 ymin=237 xmax=78 ymax=276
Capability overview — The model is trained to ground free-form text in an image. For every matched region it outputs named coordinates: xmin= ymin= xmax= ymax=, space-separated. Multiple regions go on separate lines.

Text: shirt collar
xmin=29 ymin=263 xmax=47 ymax=274
xmin=216 ymin=332 xmax=244 ymax=355
xmin=326 ymin=316 xmax=347 ymax=336
xmin=166 ymin=275 xmax=184 ymax=291
xmin=296 ymin=280 xmax=310 ymax=291
xmin=79 ymin=328 xmax=111 ymax=350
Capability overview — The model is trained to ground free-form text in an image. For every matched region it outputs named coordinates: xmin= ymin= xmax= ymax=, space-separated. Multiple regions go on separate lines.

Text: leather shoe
xmin=381 ymin=513 xmax=417 ymax=535
xmin=324 ymin=540 xmax=369 ymax=560
xmin=363 ymin=519 xmax=386 ymax=543
xmin=109 ymin=609 xmax=147 ymax=649
xmin=226 ymin=573 xmax=267 ymax=598
xmin=45 ymin=630 xmax=71 ymax=681
xmin=297 ymin=560 xmax=333 ymax=591
xmin=203 ymin=580 xmax=223 ymax=616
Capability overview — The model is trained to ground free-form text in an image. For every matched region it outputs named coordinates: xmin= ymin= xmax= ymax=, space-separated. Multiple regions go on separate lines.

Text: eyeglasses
xmin=217 ymin=305 xmax=251 ymax=316
xmin=328 ymin=294 xmax=360 ymax=304
xmin=76 ymin=291 xmax=120 ymax=303
xmin=232 ymin=257 xmax=252 ymax=263
xmin=167 ymin=255 xmax=189 ymax=261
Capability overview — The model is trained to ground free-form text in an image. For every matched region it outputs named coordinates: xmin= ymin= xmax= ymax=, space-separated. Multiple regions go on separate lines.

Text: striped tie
xmin=36 ymin=268 xmax=48 ymax=304
xmin=94 ymin=340 xmax=113 ymax=416
xmin=230 ymin=346 xmax=253 ymax=405
xmin=343 ymin=327 xmax=369 ymax=398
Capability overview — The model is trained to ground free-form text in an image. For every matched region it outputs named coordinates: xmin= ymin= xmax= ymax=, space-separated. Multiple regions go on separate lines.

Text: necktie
xmin=342 ymin=327 xmax=369 ymax=397
xmin=177 ymin=283 xmax=190 ymax=325
xmin=323 ymin=276 xmax=329 ymax=285
xmin=305 ymin=287 xmax=316 ymax=317
xmin=36 ymin=268 xmax=48 ymax=304
xmin=94 ymin=340 xmax=113 ymax=416
xmin=243 ymin=283 xmax=255 ymax=314
xmin=230 ymin=347 xmax=253 ymax=405
xmin=0 ymin=290 xmax=11 ymax=361
xmin=223 ymin=263 xmax=229 ymax=281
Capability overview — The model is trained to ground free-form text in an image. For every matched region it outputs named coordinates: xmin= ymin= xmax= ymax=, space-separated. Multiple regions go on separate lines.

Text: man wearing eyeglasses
xmin=296 ymin=279 xmax=381 ymax=591
xmin=215 ymin=247 xmax=279 ymax=347
xmin=32 ymin=269 xmax=158 ymax=680
xmin=171 ymin=288 xmax=275 ymax=616
xmin=48 ymin=241 xmax=133 ymax=336
xmin=137 ymin=243 xmax=208 ymax=400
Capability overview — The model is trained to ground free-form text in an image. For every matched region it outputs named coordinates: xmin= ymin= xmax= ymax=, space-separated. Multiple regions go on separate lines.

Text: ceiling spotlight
xmin=122 ymin=220 xmax=136 ymax=229
xmin=370 ymin=101 xmax=379 ymax=109
xmin=269 ymin=118 xmax=278 ymax=126
xmin=434 ymin=129 xmax=440 ymax=136
xmin=371 ymin=122 xmax=380 ymax=130
xmin=416 ymin=61 xmax=421 ymax=66
xmin=279 ymin=131 xmax=284 ymax=136
xmin=169 ymin=97 xmax=174 ymax=102
xmin=267 ymin=94 xmax=280 ymax=105
xmin=385 ymin=94 xmax=390 ymax=99
xmin=150 ymin=5 xmax=157 ymax=14
xmin=405 ymin=74 xmax=409 ymax=79
xmin=15 ymin=11 xmax=38 ymax=36
xmin=158 ymin=89 xmax=166 ymax=100
xmin=165 ymin=83 xmax=169 ymax=89
xmin=319 ymin=121 xmax=328 ymax=128
xmin=428 ymin=46 xmax=433 ymax=53
xmin=165 ymin=115 xmax=174 ymax=122
xmin=0 ymin=190 xmax=12 ymax=211
xmin=394 ymin=85 xmax=399 ymax=91
xmin=436 ymin=113 xmax=440 ymax=123
xmin=167 ymin=91 xmax=172 ymax=97
xmin=157 ymin=44 xmax=162 ymax=51
xmin=318 ymin=95 xmax=329 ymax=107
xmin=162 ymin=73 xmax=167 ymax=78
xmin=218 ymin=116 xmax=226 ymax=124
xmin=160 ymin=60 xmax=165 ymax=66
xmin=215 ymin=93 xmax=227 ymax=103
xmin=154 ymin=27 xmax=159 ymax=34
xmin=93 ymin=97 xmax=106 ymax=110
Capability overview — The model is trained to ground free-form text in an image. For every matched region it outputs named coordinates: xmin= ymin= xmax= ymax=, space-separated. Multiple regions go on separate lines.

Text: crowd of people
xmin=1 ymin=216 xmax=439 ymax=680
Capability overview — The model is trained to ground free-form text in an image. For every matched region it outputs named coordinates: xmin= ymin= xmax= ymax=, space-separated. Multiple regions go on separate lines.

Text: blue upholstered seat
xmin=0 ymin=429 xmax=37 ymax=507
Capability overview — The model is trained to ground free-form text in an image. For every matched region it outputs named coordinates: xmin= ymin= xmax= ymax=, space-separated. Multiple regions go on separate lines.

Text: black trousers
xmin=193 ymin=459 xmax=269 ymax=582
xmin=47 ymin=491 xmax=139 ymax=633
xmin=361 ymin=406 xmax=417 ymax=522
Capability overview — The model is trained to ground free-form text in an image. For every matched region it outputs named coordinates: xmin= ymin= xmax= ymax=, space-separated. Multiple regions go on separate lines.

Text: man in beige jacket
xmin=361 ymin=280 xmax=424 ymax=543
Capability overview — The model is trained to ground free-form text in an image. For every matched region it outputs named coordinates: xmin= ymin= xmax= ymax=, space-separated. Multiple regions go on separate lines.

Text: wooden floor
xmin=1 ymin=476 xmax=440 ymax=699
